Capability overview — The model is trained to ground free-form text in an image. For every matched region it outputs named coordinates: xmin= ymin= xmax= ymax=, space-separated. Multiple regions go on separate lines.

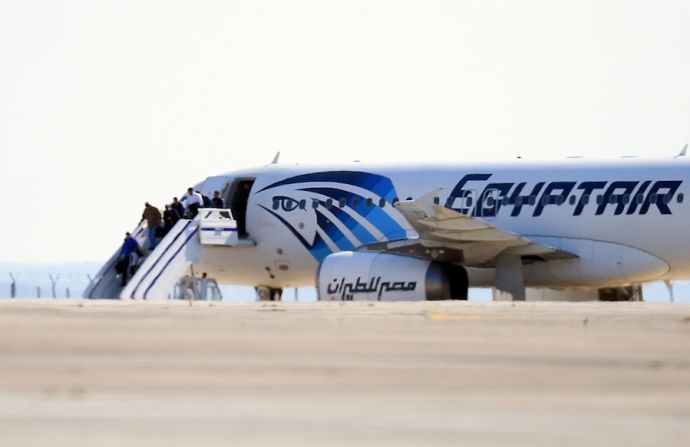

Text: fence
xmin=1 ymin=271 xmax=94 ymax=299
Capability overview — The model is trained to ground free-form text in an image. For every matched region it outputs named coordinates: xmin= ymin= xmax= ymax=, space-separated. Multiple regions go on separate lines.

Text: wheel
xmin=256 ymin=286 xmax=271 ymax=301
xmin=598 ymin=285 xmax=643 ymax=301
xmin=256 ymin=286 xmax=283 ymax=301
xmin=269 ymin=287 xmax=283 ymax=301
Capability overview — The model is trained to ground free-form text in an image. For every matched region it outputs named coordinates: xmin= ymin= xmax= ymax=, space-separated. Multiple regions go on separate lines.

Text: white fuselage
xmin=190 ymin=159 xmax=690 ymax=290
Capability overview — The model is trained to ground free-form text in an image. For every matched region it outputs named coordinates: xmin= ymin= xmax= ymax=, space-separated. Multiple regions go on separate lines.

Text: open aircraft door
xmin=222 ymin=178 xmax=255 ymax=238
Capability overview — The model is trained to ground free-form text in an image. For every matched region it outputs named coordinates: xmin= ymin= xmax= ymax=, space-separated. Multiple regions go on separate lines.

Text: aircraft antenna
xmin=674 ymin=144 xmax=688 ymax=158
xmin=271 ymin=151 xmax=281 ymax=164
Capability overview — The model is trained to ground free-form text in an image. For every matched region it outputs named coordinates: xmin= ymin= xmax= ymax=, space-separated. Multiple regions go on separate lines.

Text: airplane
xmin=84 ymin=149 xmax=690 ymax=302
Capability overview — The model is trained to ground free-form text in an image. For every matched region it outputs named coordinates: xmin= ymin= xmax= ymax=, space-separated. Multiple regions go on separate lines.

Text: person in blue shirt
xmin=117 ymin=232 xmax=143 ymax=286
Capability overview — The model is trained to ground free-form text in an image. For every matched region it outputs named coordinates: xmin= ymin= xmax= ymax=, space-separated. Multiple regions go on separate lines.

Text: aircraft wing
xmin=362 ymin=189 xmax=576 ymax=266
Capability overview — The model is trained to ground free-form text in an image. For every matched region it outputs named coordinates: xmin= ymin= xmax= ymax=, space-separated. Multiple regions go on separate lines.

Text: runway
xmin=0 ymin=300 xmax=689 ymax=446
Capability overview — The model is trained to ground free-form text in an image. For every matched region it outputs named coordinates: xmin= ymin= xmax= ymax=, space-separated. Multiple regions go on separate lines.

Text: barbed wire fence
xmin=2 ymin=271 xmax=94 ymax=299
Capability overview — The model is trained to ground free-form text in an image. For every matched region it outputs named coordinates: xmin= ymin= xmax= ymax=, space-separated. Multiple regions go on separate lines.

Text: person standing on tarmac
xmin=141 ymin=202 xmax=162 ymax=250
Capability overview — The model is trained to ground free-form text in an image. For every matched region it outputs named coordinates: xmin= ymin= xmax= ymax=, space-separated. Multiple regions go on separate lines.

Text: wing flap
xmin=377 ymin=190 xmax=577 ymax=266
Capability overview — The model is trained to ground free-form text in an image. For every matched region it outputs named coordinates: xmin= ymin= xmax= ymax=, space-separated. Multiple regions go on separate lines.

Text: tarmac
xmin=0 ymin=300 xmax=689 ymax=446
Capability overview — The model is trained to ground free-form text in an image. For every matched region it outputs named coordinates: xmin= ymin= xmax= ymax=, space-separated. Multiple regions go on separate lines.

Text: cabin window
xmin=325 ymin=198 xmax=333 ymax=209
xmin=339 ymin=198 xmax=346 ymax=208
xmin=312 ymin=199 xmax=319 ymax=209
xmin=582 ymin=194 xmax=589 ymax=205
xmin=636 ymin=194 xmax=644 ymax=204
xmin=608 ymin=195 xmax=617 ymax=204
xmin=379 ymin=198 xmax=386 ymax=208
xmin=663 ymin=194 xmax=672 ymax=205
xmin=433 ymin=197 xmax=440 ymax=205
xmin=649 ymin=194 xmax=657 ymax=203
xmin=392 ymin=197 xmax=399 ymax=206
xmin=515 ymin=197 xmax=523 ymax=206
xmin=299 ymin=199 xmax=306 ymax=210
xmin=351 ymin=198 xmax=360 ymax=208
xmin=529 ymin=195 xmax=536 ymax=205
xmin=596 ymin=195 xmax=603 ymax=205
xmin=623 ymin=194 xmax=631 ymax=204
xmin=678 ymin=193 xmax=685 ymax=204
xmin=569 ymin=195 xmax=576 ymax=205
xmin=272 ymin=198 xmax=280 ymax=210
xmin=365 ymin=198 xmax=373 ymax=208
xmin=406 ymin=197 xmax=413 ymax=201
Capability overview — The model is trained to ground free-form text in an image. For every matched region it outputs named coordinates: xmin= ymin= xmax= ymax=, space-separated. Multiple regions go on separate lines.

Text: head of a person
xmin=202 ymin=272 xmax=207 ymax=278
xmin=214 ymin=191 xmax=220 ymax=198
xmin=187 ymin=188 xmax=193 ymax=195
xmin=165 ymin=205 xmax=170 ymax=210
xmin=125 ymin=232 xmax=131 ymax=239
xmin=145 ymin=202 xmax=150 ymax=207
xmin=173 ymin=197 xmax=179 ymax=202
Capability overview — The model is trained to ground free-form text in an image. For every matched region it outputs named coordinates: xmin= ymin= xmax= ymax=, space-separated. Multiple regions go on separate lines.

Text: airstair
xmin=84 ymin=209 xmax=251 ymax=300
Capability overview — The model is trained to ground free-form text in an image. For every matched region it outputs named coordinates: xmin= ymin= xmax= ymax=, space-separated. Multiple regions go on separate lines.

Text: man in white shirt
xmin=184 ymin=187 xmax=203 ymax=217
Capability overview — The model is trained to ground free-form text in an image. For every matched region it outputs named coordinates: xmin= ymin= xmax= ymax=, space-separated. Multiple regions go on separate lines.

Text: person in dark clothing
xmin=141 ymin=202 xmax=162 ymax=250
xmin=171 ymin=197 xmax=185 ymax=218
xmin=198 ymin=190 xmax=212 ymax=208
xmin=234 ymin=182 xmax=251 ymax=237
xmin=117 ymin=232 xmax=144 ymax=286
xmin=211 ymin=190 xmax=224 ymax=208
xmin=162 ymin=204 xmax=179 ymax=236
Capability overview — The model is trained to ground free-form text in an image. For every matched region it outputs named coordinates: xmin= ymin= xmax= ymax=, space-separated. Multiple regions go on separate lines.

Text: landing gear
xmin=492 ymin=254 xmax=526 ymax=301
xmin=598 ymin=285 xmax=643 ymax=301
xmin=256 ymin=286 xmax=283 ymax=301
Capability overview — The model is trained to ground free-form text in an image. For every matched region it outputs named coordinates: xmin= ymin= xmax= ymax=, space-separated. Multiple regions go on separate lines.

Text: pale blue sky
xmin=2 ymin=0 xmax=690 ymax=263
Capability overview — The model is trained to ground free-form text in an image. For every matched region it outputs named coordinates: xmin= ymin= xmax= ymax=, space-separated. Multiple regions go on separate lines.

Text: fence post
xmin=49 ymin=274 xmax=60 ymax=299
xmin=9 ymin=273 xmax=17 ymax=298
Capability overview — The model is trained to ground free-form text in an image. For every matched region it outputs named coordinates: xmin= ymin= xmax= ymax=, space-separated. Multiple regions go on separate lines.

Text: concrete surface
xmin=0 ymin=300 xmax=688 ymax=446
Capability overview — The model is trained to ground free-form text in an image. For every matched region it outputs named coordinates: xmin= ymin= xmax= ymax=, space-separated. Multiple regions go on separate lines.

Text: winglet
xmin=271 ymin=151 xmax=281 ymax=164
xmin=674 ymin=144 xmax=687 ymax=158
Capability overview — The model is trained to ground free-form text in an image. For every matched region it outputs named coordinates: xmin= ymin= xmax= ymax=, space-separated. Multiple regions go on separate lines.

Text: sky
xmin=2 ymin=0 xmax=690 ymax=264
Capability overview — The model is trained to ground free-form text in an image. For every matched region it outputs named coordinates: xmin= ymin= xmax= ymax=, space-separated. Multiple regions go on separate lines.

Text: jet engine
xmin=317 ymin=251 xmax=468 ymax=301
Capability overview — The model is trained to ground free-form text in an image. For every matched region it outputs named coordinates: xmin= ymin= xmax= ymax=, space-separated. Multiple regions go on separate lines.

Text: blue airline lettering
xmin=447 ymin=174 xmax=682 ymax=217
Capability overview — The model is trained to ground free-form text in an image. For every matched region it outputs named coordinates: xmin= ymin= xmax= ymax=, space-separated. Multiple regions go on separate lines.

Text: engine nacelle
xmin=317 ymin=252 xmax=468 ymax=301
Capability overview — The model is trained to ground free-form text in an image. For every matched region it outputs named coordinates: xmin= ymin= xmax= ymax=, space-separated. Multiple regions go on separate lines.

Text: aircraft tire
xmin=256 ymin=286 xmax=283 ymax=301
xmin=598 ymin=285 xmax=643 ymax=301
